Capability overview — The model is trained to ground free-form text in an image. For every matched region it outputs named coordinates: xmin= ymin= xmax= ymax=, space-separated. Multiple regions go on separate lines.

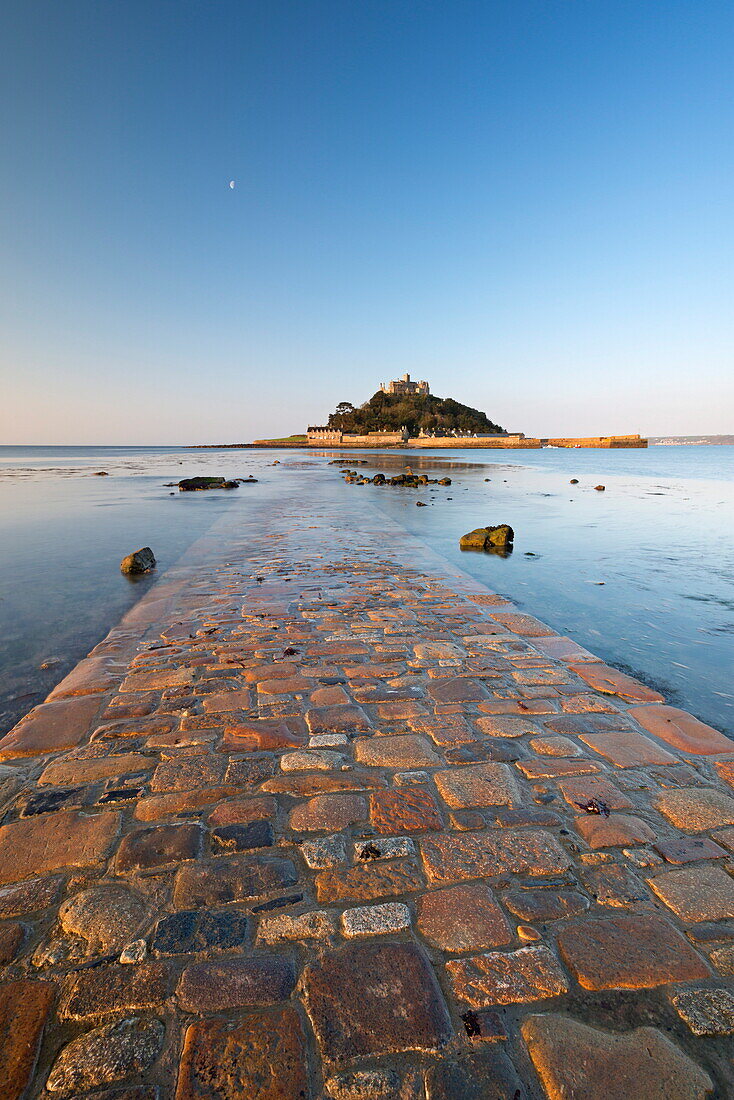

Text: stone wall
xmin=407 ymin=435 xmax=539 ymax=449
xmin=541 ymin=435 xmax=648 ymax=449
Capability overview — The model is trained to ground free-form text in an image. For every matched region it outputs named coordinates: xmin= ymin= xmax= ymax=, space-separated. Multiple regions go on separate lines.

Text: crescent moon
xmin=229 ymin=180 xmax=235 ymax=189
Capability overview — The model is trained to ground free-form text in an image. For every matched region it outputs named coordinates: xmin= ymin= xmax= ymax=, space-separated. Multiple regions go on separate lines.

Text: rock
xmin=446 ymin=945 xmax=569 ymax=1006
xmin=570 ymin=478 xmax=579 ymax=484
xmin=522 ymin=1013 xmax=714 ymax=1099
xmin=46 ymin=1016 xmax=164 ymax=1094
xmin=325 ymin=1068 xmax=403 ymax=1099
xmin=177 ymin=477 xmax=238 ymax=491
xmin=177 ymin=956 xmax=296 ymax=1012
xmin=120 ymin=939 xmax=147 ymax=964
xmin=341 ymin=902 xmax=411 ymax=937
xmin=93 ymin=471 xmax=109 ymax=476
xmin=594 ymin=484 xmax=605 ymax=491
xmin=416 ymin=501 xmax=427 ymax=507
xmin=556 ymin=913 xmax=709 ymax=989
xmin=0 ymin=922 xmax=23 ymax=963
xmin=59 ymin=886 xmax=148 ymax=953
xmin=460 ymin=525 xmax=514 ymax=551
xmin=177 ymin=1008 xmax=309 ymax=1100
xmin=302 ymin=941 xmax=453 ymax=1064
xmin=257 ymin=910 xmax=336 ymax=944
xmin=60 ymin=962 xmax=170 ymax=1020
xmin=173 ymin=855 xmax=297 ymax=908
xmin=300 ymin=835 xmax=348 ymax=869
xmin=153 ymin=909 xmax=249 ymax=955
xmin=669 ymin=985 xmax=734 ymax=1035
xmin=646 ymin=864 xmax=734 ymax=921
xmin=120 ymin=547 xmax=156 ymax=575
xmin=438 ymin=477 xmax=452 ymax=485
xmin=0 ymin=981 xmax=55 ymax=1097
xmin=417 ymin=884 xmax=511 ymax=951
xmin=0 ymin=810 xmax=120 ymax=883
xmin=424 ymin=1051 xmax=525 ymax=1099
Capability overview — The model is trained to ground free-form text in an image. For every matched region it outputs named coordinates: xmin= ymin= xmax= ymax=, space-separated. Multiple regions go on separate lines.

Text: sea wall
xmin=252 ymin=433 xmax=648 ymax=449
xmin=406 ymin=435 xmax=540 ymax=449
xmin=541 ymin=435 xmax=648 ymax=449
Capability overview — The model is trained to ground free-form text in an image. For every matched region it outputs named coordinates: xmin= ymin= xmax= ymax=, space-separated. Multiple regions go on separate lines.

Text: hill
xmin=327 ymin=390 xmax=504 ymax=436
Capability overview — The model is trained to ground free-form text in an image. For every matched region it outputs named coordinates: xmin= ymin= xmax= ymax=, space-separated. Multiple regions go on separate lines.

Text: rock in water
xmin=120 ymin=547 xmax=156 ymax=575
xmin=178 ymin=476 xmax=239 ymax=491
xmin=460 ymin=525 xmax=514 ymax=551
xmin=594 ymin=484 xmax=606 ymax=491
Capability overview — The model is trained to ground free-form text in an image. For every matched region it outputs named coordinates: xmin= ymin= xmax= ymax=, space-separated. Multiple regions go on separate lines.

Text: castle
xmin=380 ymin=373 xmax=430 ymax=396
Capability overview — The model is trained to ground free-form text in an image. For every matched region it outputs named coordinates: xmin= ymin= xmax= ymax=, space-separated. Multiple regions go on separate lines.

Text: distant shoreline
xmin=648 ymin=435 xmax=734 ymax=446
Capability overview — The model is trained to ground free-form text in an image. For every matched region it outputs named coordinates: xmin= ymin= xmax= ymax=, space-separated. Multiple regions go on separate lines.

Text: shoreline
xmin=0 ymin=493 xmax=732 ymax=1094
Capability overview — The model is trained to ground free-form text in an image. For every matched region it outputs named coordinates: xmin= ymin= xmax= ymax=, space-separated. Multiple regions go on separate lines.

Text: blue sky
xmin=1 ymin=1 xmax=732 ymax=443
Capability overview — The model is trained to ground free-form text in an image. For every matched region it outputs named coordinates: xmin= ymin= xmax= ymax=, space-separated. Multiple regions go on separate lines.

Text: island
xmin=252 ymin=375 xmax=648 ymax=448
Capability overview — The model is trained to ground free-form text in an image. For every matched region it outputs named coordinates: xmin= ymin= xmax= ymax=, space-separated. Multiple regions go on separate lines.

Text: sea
xmin=1 ymin=443 xmax=732 ymax=739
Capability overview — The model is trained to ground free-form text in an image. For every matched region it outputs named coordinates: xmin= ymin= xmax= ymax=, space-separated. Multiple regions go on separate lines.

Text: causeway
xmin=0 ymin=491 xmax=732 ymax=1098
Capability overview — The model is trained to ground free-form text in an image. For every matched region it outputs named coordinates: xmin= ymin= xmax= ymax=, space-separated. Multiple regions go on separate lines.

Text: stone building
xmin=380 ymin=373 xmax=430 ymax=396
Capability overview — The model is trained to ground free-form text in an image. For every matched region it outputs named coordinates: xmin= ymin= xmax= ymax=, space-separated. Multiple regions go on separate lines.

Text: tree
xmin=325 ymin=389 xmax=504 ymax=435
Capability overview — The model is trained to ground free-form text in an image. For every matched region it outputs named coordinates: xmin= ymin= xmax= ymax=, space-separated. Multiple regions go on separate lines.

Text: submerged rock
xmin=120 ymin=547 xmax=156 ymax=575
xmin=178 ymin=476 xmax=238 ymax=491
xmin=460 ymin=525 xmax=514 ymax=551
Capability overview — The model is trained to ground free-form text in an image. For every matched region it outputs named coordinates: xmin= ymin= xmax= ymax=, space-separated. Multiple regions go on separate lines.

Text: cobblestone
xmin=176 ymin=1007 xmax=309 ymax=1099
xmin=177 ymin=955 xmax=296 ymax=1011
xmin=522 ymin=1014 xmax=713 ymax=1099
xmin=46 ymin=1017 xmax=164 ymax=1095
xmin=0 ymin=810 xmax=119 ymax=883
xmin=417 ymin=883 xmax=511 ymax=950
xmin=655 ymin=787 xmax=734 ymax=830
xmin=669 ymin=985 xmax=734 ymax=1035
xmin=342 ymin=901 xmax=411 ymax=936
xmin=302 ymin=942 xmax=452 ymax=1064
xmin=434 ymin=762 xmax=520 ymax=807
xmin=369 ymin=786 xmax=443 ymax=832
xmin=557 ymin=913 xmax=709 ymax=988
xmin=1 ymin=500 xmax=731 ymax=1096
xmin=446 ymin=945 xmax=568 ymax=1006
xmin=647 ymin=864 xmax=734 ymax=920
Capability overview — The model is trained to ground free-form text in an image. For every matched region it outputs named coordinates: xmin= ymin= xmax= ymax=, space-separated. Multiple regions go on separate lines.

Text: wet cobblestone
xmin=0 ymin=497 xmax=731 ymax=1096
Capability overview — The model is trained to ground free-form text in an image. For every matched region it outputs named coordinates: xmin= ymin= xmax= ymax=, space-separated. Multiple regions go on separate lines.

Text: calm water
xmin=1 ymin=444 xmax=732 ymax=737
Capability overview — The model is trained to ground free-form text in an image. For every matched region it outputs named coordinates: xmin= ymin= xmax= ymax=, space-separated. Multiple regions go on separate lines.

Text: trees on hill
xmin=326 ymin=391 xmax=504 ymax=436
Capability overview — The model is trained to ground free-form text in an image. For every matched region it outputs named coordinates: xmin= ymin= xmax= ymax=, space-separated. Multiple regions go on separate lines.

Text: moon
xmin=229 ymin=180 xmax=235 ymax=189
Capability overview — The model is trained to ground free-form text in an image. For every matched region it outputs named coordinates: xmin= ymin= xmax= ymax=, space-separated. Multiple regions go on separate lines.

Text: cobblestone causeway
xmin=0 ymin=488 xmax=732 ymax=1098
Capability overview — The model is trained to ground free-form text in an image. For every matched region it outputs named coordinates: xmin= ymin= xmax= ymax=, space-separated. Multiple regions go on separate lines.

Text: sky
xmin=1 ymin=1 xmax=733 ymax=444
